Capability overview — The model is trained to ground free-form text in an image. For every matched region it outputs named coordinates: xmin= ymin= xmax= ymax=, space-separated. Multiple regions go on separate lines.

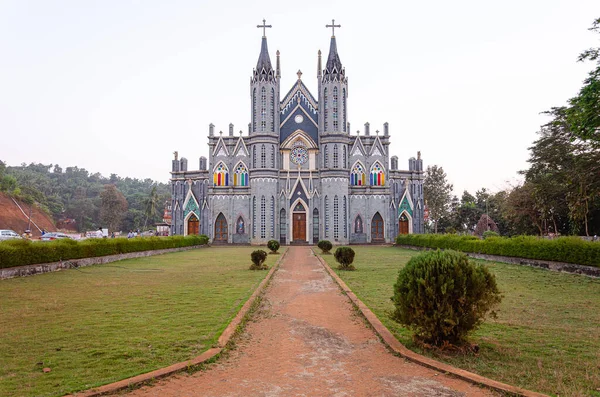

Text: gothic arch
xmin=213 ymin=162 xmax=229 ymax=186
xmin=350 ymin=160 xmax=367 ymax=186
xmin=233 ymin=161 xmax=249 ymax=186
xmin=371 ymin=212 xmax=385 ymax=242
xmin=370 ymin=161 xmax=385 ymax=186
xmin=290 ymin=197 xmax=309 ymax=242
xmin=183 ymin=210 xmax=200 ymax=236
xmin=214 ymin=212 xmax=228 ymax=243
xmin=354 ymin=214 xmax=364 ymax=234
xmin=398 ymin=210 xmax=413 ymax=235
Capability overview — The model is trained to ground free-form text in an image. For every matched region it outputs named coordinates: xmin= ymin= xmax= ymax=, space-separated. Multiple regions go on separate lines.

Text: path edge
xmin=313 ymin=250 xmax=549 ymax=397
xmin=69 ymin=248 xmax=288 ymax=397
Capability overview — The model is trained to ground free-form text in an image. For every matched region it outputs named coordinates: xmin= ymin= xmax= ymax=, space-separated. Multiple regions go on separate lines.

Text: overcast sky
xmin=1 ymin=1 xmax=598 ymax=196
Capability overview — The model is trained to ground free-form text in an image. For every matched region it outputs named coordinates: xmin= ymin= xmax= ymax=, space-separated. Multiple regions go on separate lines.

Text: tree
xmin=100 ymin=185 xmax=128 ymax=232
xmin=424 ymin=165 xmax=453 ymax=233
xmin=566 ymin=18 xmax=600 ymax=144
xmin=142 ymin=185 xmax=160 ymax=230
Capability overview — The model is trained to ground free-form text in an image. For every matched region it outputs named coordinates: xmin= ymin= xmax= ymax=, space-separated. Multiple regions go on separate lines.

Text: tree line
xmin=0 ymin=161 xmax=170 ymax=233
xmin=424 ymin=18 xmax=600 ymax=237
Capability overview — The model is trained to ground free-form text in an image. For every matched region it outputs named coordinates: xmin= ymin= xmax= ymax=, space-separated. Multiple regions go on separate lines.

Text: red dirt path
xmin=126 ymin=247 xmax=495 ymax=396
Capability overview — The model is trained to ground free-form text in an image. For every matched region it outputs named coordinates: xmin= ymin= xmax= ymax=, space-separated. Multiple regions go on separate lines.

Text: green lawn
xmin=321 ymin=246 xmax=600 ymax=397
xmin=0 ymin=247 xmax=280 ymax=397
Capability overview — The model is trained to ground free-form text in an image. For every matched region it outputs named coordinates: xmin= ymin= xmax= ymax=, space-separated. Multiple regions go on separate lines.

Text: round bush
xmin=317 ymin=240 xmax=333 ymax=254
xmin=391 ymin=250 xmax=501 ymax=347
xmin=249 ymin=249 xmax=268 ymax=270
xmin=267 ymin=240 xmax=280 ymax=254
xmin=482 ymin=230 xmax=500 ymax=239
xmin=334 ymin=247 xmax=356 ymax=270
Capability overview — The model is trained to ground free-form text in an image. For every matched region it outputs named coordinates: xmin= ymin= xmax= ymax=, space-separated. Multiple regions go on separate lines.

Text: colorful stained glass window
xmin=370 ymin=162 xmax=385 ymax=186
xmin=213 ymin=163 xmax=229 ymax=186
xmin=233 ymin=163 xmax=248 ymax=186
xmin=350 ymin=163 xmax=366 ymax=186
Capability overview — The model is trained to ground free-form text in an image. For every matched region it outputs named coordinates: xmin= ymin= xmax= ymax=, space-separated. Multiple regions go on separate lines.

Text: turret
xmin=320 ymin=20 xmax=348 ymax=135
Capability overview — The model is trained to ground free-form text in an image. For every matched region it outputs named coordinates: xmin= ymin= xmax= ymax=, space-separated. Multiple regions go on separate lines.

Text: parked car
xmin=40 ymin=232 xmax=72 ymax=241
xmin=0 ymin=229 xmax=22 ymax=241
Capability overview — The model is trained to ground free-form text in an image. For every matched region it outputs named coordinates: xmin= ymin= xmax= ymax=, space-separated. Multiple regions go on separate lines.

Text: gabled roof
xmin=370 ymin=135 xmax=386 ymax=157
xmin=233 ymin=136 xmax=249 ymax=157
xmin=212 ymin=136 xmax=230 ymax=157
xmin=349 ymin=136 xmax=367 ymax=157
xmin=281 ymin=79 xmax=318 ymax=111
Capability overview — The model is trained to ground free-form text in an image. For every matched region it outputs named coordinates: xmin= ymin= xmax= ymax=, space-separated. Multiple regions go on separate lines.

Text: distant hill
xmin=0 ymin=192 xmax=56 ymax=237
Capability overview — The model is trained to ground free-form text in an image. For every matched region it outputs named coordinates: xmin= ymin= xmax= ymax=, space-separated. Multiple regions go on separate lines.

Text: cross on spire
xmin=326 ymin=19 xmax=341 ymax=37
xmin=257 ymin=18 xmax=272 ymax=38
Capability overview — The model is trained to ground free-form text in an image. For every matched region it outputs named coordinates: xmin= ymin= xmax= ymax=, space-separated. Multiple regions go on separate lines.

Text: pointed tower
xmin=318 ymin=20 xmax=350 ymax=243
xmin=249 ymin=19 xmax=280 ymax=244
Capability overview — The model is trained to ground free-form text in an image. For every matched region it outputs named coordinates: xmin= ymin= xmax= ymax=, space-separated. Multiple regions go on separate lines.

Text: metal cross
xmin=326 ymin=19 xmax=341 ymax=36
xmin=257 ymin=18 xmax=272 ymax=37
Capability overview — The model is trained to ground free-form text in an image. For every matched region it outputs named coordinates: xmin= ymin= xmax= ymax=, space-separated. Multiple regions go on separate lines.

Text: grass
xmin=0 ymin=246 xmax=280 ymax=397
xmin=321 ymin=246 xmax=600 ymax=397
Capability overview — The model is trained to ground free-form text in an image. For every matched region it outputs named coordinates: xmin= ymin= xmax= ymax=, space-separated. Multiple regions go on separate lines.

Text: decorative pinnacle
xmin=326 ymin=19 xmax=341 ymax=37
xmin=257 ymin=18 xmax=272 ymax=37
xmin=297 ymin=70 xmax=302 ymax=80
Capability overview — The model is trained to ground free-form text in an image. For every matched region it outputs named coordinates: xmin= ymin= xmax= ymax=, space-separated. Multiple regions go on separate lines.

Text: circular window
xmin=290 ymin=147 xmax=308 ymax=165
xmin=294 ymin=114 xmax=304 ymax=123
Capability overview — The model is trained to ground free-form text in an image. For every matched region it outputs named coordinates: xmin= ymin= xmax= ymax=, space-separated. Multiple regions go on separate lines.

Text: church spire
xmin=322 ymin=19 xmax=345 ymax=83
xmin=253 ymin=19 xmax=274 ymax=82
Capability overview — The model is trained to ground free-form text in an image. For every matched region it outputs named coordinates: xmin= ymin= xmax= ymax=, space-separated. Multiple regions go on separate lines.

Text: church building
xmin=170 ymin=20 xmax=424 ymax=244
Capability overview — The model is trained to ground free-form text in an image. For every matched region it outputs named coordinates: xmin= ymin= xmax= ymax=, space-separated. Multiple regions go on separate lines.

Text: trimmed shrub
xmin=395 ymin=234 xmax=600 ymax=268
xmin=334 ymin=247 xmax=356 ymax=270
xmin=482 ymin=230 xmax=500 ymax=239
xmin=0 ymin=235 xmax=209 ymax=269
xmin=392 ymin=250 xmax=501 ymax=347
xmin=249 ymin=250 xmax=268 ymax=270
xmin=317 ymin=240 xmax=333 ymax=254
xmin=267 ymin=240 xmax=280 ymax=254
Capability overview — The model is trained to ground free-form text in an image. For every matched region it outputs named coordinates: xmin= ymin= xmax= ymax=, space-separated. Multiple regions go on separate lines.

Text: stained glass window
xmin=213 ymin=163 xmax=229 ymax=186
xmin=350 ymin=163 xmax=366 ymax=186
xmin=233 ymin=163 xmax=248 ymax=186
xmin=370 ymin=162 xmax=385 ymax=186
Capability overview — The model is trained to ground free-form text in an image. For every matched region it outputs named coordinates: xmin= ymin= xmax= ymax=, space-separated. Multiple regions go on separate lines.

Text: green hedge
xmin=0 ymin=235 xmax=209 ymax=269
xmin=395 ymin=234 xmax=600 ymax=268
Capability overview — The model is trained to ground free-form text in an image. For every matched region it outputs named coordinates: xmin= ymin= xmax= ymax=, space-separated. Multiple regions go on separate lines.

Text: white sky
xmin=1 ymin=1 xmax=598 ymax=196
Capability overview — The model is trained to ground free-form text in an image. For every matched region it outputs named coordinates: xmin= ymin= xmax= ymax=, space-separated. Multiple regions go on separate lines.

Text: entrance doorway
xmin=371 ymin=212 xmax=384 ymax=242
xmin=399 ymin=213 xmax=409 ymax=235
xmin=292 ymin=202 xmax=307 ymax=242
xmin=214 ymin=213 xmax=228 ymax=243
xmin=187 ymin=213 xmax=199 ymax=235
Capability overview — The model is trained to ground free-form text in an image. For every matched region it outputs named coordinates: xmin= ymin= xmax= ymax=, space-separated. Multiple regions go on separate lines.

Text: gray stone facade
xmin=170 ymin=30 xmax=424 ymax=245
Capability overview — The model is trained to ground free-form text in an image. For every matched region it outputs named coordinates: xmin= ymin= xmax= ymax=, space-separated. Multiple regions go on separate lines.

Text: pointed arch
xmin=260 ymin=195 xmax=266 ymax=238
xmin=184 ymin=211 xmax=200 ymax=236
xmin=213 ymin=162 xmax=229 ymax=186
xmin=334 ymin=195 xmax=339 ymax=239
xmin=252 ymin=196 xmax=256 ymax=238
xmin=271 ymin=87 xmax=275 ymax=132
xmin=324 ymin=145 xmax=329 ymax=168
xmin=342 ymin=145 xmax=347 ymax=168
xmin=371 ymin=212 xmax=384 ymax=242
xmin=260 ymin=144 xmax=266 ymax=168
xmin=350 ymin=161 xmax=366 ymax=186
xmin=343 ymin=196 xmax=347 ymax=238
xmin=214 ymin=212 xmax=228 ymax=243
xmin=236 ymin=215 xmax=245 ymax=234
xmin=324 ymin=195 xmax=329 ymax=238
xmin=312 ymin=207 xmax=319 ymax=244
xmin=342 ymin=88 xmax=346 ymax=132
xmin=252 ymin=88 xmax=257 ymax=132
xmin=370 ymin=161 xmax=385 ymax=186
xmin=260 ymin=86 xmax=267 ymax=132
xmin=271 ymin=145 xmax=275 ymax=168
xmin=354 ymin=214 xmax=363 ymax=234
xmin=398 ymin=210 xmax=413 ymax=235
xmin=270 ymin=196 xmax=275 ymax=238
xmin=280 ymin=207 xmax=287 ymax=244
xmin=233 ymin=161 xmax=249 ymax=186
xmin=290 ymin=197 xmax=309 ymax=242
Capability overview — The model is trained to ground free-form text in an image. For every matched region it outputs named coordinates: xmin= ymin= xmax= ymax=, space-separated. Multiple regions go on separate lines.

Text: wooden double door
xmin=187 ymin=214 xmax=199 ymax=235
xmin=214 ymin=213 xmax=228 ymax=243
xmin=371 ymin=213 xmax=385 ymax=242
xmin=399 ymin=214 xmax=409 ymax=235
xmin=293 ymin=213 xmax=306 ymax=242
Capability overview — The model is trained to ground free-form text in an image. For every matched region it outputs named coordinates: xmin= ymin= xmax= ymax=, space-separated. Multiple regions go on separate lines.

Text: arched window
xmin=252 ymin=88 xmax=256 ymax=132
xmin=370 ymin=162 xmax=385 ymax=186
xmin=234 ymin=162 xmax=248 ymax=186
xmin=342 ymin=88 xmax=346 ymax=132
xmin=333 ymin=87 xmax=339 ymax=131
xmin=333 ymin=195 xmax=339 ymax=239
xmin=351 ymin=162 xmax=366 ymax=186
xmin=343 ymin=196 xmax=347 ymax=238
xmin=260 ymin=196 xmax=266 ymax=238
xmin=270 ymin=196 xmax=275 ymax=238
xmin=355 ymin=215 xmax=363 ymax=234
xmin=271 ymin=88 xmax=275 ymax=132
xmin=252 ymin=196 xmax=256 ymax=238
xmin=271 ymin=145 xmax=275 ymax=168
xmin=261 ymin=144 xmax=266 ymax=168
xmin=333 ymin=145 xmax=339 ymax=168
xmin=213 ymin=162 xmax=229 ymax=186
xmin=253 ymin=146 xmax=256 ymax=168
xmin=324 ymin=146 xmax=328 ymax=168
xmin=236 ymin=216 xmax=245 ymax=234
xmin=323 ymin=88 xmax=328 ymax=131
xmin=312 ymin=208 xmax=319 ymax=244
xmin=324 ymin=195 xmax=329 ymax=238
xmin=261 ymin=87 xmax=267 ymax=132
xmin=342 ymin=146 xmax=347 ymax=168
xmin=280 ymin=208 xmax=286 ymax=243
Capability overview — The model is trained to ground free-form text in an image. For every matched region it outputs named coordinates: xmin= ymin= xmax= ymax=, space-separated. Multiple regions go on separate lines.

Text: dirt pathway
xmin=126 ymin=246 xmax=493 ymax=396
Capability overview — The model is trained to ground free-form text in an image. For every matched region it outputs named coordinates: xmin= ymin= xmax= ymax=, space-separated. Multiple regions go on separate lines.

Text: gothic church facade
xmin=170 ymin=24 xmax=424 ymax=244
